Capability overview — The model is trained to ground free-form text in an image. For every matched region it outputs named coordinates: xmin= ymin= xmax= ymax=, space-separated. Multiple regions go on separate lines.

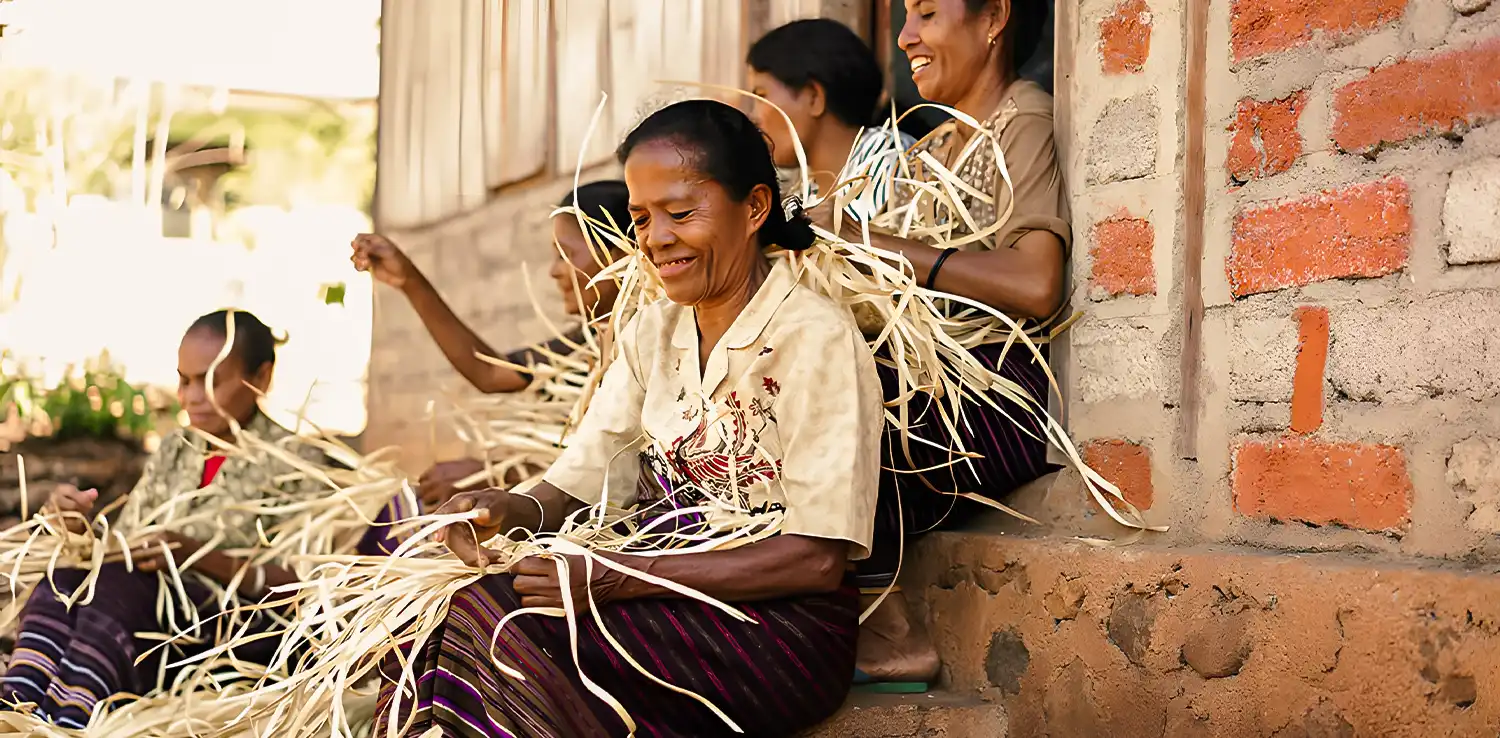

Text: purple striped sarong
xmin=0 ymin=565 xmax=280 ymax=729
xmin=0 ymin=494 xmax=409 ymax=727
xmin=373 ymin=465 xmax=860 ymax=738
xmin=857 ymin=341 xmax=1054 ymax=588
xmin=373 ymin=574 xmax=858 ymax=738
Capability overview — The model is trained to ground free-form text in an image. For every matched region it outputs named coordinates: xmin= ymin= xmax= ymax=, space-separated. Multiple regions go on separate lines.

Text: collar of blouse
xmin=669 ymin=255 xmax=802 ymax=397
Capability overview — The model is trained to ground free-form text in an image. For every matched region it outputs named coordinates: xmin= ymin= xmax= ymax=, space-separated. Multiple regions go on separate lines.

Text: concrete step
xmin=801 ymin=691 xmax=1007 ymax=738
xmin=900 ymin=522 xmax=1500 ymax=737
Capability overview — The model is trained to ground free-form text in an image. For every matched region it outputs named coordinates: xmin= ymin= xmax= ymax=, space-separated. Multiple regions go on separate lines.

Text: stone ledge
xmin=905 ymin=528 xmax=1500 ymax=737
xmin=801 ymin=691 xmax=1007 ymax=738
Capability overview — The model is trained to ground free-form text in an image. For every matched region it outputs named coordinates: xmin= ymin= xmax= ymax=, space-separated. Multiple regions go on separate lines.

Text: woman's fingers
xmin=444 ymin=526 xmax=485 ymax=567
xmin=512 ymin=557 xmax=549 ymax=576
xmin=514 ymin=570 xmax=566 ymax=610
xmin=518 ymin=595 xmax=565 ymax=610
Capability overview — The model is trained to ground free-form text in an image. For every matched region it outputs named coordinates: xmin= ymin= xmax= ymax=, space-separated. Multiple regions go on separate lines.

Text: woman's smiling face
xmin=899 ymin=0 xmax=1002 ymax=106
xmin=624 ymin=139 xmax=770 ymax=307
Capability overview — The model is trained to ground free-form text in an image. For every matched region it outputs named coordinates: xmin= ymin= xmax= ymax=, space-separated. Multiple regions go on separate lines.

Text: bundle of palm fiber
xmin=433 ymin=338 xmax=597 ymax=490
xmin=63 ymin=91 xmax=1168 ymax=737
xmin=137 ymin=457 xmax=787 ymax=738
xmin=0 ymin=422 xmax=411 ymax=737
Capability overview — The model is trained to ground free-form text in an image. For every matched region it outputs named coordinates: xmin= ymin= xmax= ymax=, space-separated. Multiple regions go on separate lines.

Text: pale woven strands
xmin=0 ymin=91 xmax=1166 ymax=737
xmin=0 ymin=315 xmax=411 ymax=736
xmin=216 ymin=94 xmax=1162 ymax=738
xmin=0 ymin=427 xmax=409 ymax=738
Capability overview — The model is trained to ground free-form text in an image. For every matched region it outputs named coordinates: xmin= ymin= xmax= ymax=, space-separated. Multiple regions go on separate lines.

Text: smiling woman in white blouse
xmin=373 ymin=99 xmax=884 ymax=738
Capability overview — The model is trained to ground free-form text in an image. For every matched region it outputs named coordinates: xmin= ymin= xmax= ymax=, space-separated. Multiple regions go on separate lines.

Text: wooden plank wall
xmin=376 ymin=0 xmax=743 ymax=232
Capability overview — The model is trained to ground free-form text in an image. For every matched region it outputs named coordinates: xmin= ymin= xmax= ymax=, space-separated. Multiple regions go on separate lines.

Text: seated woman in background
xmin=350 ymin=182 xmax=633 ymax=507
xmin=375 ymin=99 xmax=883 ymax=738
xmin=813 ymin=0 xmax=1065 ymax=691
xmin=747 ymin=18 xmax=915 ymax=221
xmin=1 ymin=310 xmax=392 ymax=728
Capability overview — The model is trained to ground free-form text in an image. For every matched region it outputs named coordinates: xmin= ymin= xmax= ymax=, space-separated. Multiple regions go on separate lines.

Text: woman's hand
xmin=512 ymin=554 xmax=628 ymax=612
xmin=130 ymin=531 xmax=200 ymax=573
xmin=351 ymin=233 xmax=416 ymax=289
xmin=417 ymin=458 xmax=489 ymax=508
xmin=434 ymin=488 xmax=512 ymax=567
xmin=43 ymin=484 xmax=98 ymax=534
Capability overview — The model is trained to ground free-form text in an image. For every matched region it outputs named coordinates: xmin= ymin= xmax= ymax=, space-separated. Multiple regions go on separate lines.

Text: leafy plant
xmin=0 ymin=351 xmax=178 ymax=444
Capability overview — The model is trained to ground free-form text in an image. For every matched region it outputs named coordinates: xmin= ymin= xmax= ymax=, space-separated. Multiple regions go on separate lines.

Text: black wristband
xmin=925 ymin=248 xmax=959 ymax=290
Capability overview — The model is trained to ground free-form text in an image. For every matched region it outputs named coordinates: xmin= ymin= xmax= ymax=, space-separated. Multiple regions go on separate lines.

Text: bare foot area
xmin=856 ymin=590 xmax=941 ymax=683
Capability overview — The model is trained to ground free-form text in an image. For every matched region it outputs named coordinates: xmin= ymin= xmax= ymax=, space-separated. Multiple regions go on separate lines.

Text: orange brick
xmin=1334 ymin=37 xmax=1500 ymax=153
xmin=1233 ymin=438 xmax=1411 ymax=532
xmin=1100 ymin=0 xmax=1153 ymax=75
xmin=1083 ymin=439 xmax=1154 ymax=511
xmin=1227 ymin=178 xmax=1411 ymax=298
xmin=1230 ymin=0 xmax=1406 ymax=62
xmin=1090 ymin=213 xmax=1156 ymax=297
xmin=1227 ymin=91 xmax=1308 ymax=183
xmin=1289 ymin=307 xmax=1329 ymax=435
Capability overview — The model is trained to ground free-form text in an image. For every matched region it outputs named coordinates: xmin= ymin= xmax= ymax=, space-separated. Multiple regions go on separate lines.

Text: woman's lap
xmin=375 ymin=572 xmax=859 ymax=738
xmin=2 ymin=564 xmax=283 ymax=727
xmin=857 ymin=342 xmax=1054 ymax=587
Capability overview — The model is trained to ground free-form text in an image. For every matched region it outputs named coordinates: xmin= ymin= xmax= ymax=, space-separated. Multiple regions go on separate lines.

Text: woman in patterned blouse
xmin=372 ymin=99 xmax=883 ymax=738
xmin=2 ymin=310 xmax=388 ymax=728
xmin=813 ymin=0 xmax=1064 ymax=692
xmin=351 ymin=183 xmax=634 ymax=507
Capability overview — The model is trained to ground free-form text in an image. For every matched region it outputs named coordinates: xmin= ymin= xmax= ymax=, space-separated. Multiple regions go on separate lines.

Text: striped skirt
xmin=372 ymin=573 xmax=860 ymax=737
xmin=0 ymin=565 xmax=281 ymax=729
xmin=0 ymin=495 xmax=407 ymax=727
xmin=857 ymin=341 xmax=1054 ymax=587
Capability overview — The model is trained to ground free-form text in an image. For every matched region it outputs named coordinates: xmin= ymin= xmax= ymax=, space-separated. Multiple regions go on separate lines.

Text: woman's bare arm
xmin=853 ymin=226 xmax=1066 ymax=319
xmin=602 ymin=534 xmax=847 ymax=602
xmin=400 ymin=273 xmax=530 ymax=394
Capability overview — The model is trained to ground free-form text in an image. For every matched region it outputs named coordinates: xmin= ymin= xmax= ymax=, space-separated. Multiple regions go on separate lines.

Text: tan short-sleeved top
xmin=907 ymin=80 xmax=1071 ymax=254
xmin=543 ymin=256 xmax=883 ymax=559
xmin=117 ymin=411 xmax=327 ymax=550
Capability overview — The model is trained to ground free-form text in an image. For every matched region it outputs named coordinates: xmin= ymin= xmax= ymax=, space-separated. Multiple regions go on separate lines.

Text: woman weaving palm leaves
xmin=367 ymin=99 xmax=883 ymax=738
xmin=187 ymin=58 xmax=1147 ymax=735
xmin=0 ymin=310 xmax=406 ymax=729
xmin=808 ymin=0 xmax=1078 ymax=691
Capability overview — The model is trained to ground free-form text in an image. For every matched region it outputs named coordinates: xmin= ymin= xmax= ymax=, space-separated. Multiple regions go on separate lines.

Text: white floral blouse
xmin=543 ymin=255 xmax=883 ymax=559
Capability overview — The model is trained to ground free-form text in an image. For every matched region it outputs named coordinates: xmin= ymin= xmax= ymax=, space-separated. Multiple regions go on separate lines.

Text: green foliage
xmin=0 ymin=352 xmax=179 ymax=444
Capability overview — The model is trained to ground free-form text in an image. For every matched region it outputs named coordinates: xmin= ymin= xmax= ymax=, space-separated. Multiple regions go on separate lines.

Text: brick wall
xmin=1066 ymin=0 xmax=1500 ymax=562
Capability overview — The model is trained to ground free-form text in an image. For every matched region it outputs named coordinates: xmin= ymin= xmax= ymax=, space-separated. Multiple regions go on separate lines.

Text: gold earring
xmin=988 ymin=33 xmax=998 ymax=46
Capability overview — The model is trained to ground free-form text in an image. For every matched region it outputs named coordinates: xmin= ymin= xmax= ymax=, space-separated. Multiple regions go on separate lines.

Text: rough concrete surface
xmin=1447 ymin=435 xmax=1500 ymax=533
xmin=1086 ymin=92 xmax=1160 ymax=185
xmin=1444 ymin=156 xmax=1500 ymax=265
xmin=1070 ymin=318 xmax=1168 ymax=404
xmin=801 ymin=692 xmax=1007 ymax=738
xmin=1327 ymin=291 xmax=1500 ymax=404
xmin=1230 ymin=313 xmax=1298 ymax=402
xmin=908 ymin=532 xmax=1500 ymax=738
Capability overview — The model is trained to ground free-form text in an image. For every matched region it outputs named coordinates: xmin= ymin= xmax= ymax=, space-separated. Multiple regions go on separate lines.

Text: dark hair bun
xmin=775 ymin=196 xmax=817 ymax=252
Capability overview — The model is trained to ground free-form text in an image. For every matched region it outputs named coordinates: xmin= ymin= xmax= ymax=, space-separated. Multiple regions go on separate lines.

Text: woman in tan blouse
xmin=373 ymin=100 xmax=884 ymax=738
xmin=815 ymin=0 xmax=1063 ymax=690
